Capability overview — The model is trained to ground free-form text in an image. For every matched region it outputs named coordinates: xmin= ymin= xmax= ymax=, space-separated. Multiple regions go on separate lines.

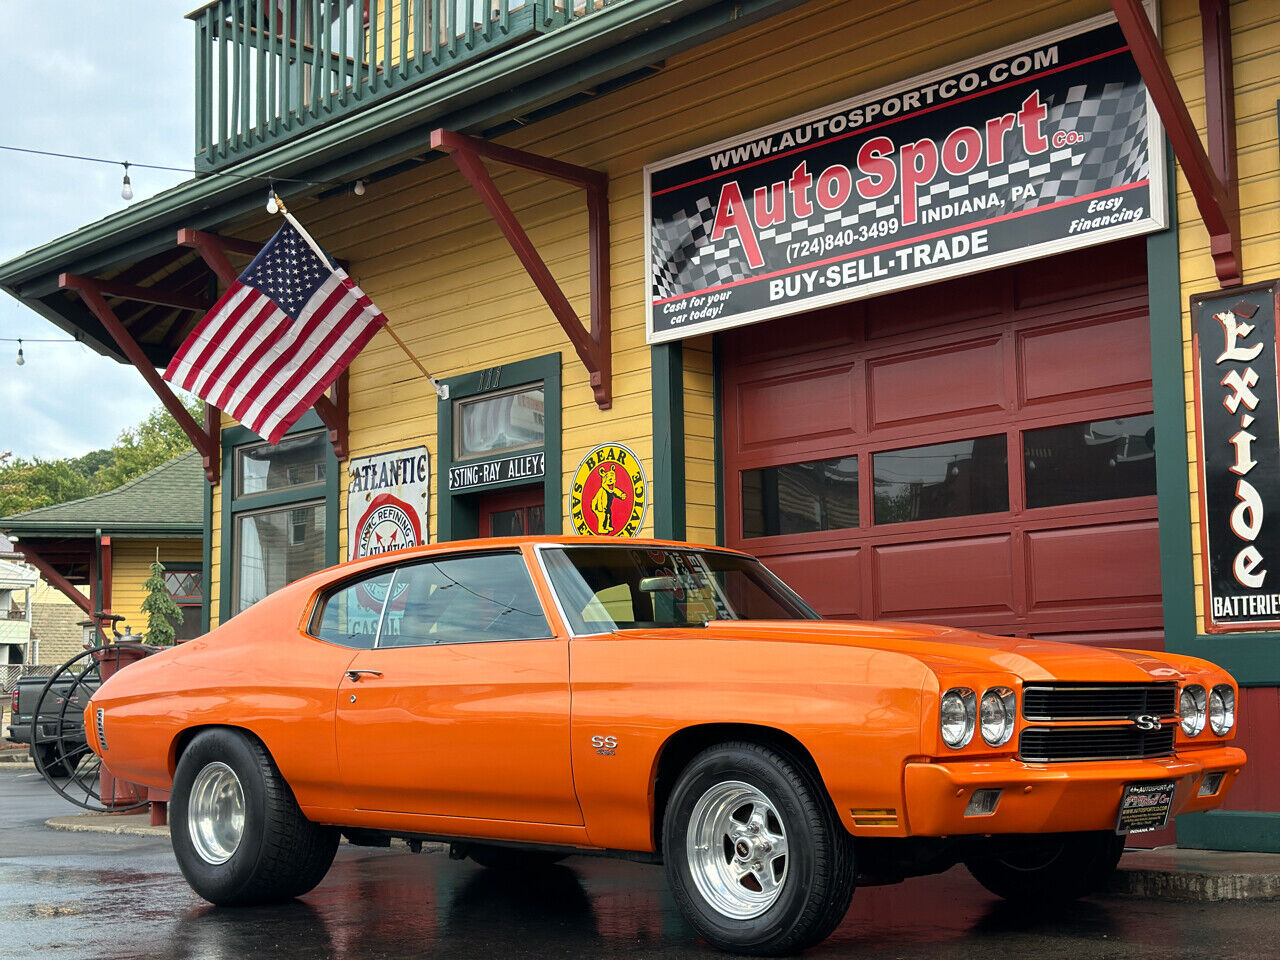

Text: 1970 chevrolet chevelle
xmin=86 ymin=537 xmax=1245 ymax=955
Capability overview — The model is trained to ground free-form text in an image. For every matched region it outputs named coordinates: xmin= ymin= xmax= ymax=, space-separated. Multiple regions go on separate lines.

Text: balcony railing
xmin=190 ymin=0 xmax=617 ymax=170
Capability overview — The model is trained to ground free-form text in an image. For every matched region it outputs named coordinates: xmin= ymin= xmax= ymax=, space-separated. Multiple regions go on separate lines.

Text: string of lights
xmin=0 ymin=143 xmax=366 ymax=205
xmin=0 ymin=337 xmax=84 ymax=367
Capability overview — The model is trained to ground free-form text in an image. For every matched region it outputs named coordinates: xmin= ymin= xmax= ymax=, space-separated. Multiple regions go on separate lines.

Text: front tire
xmin=171 ymin=728 xmax=339 ymax=906
xmin=662 ymin=742 xmax=855 ymax=956
xmin=964 ymin=831 xmax=1125 ymax=905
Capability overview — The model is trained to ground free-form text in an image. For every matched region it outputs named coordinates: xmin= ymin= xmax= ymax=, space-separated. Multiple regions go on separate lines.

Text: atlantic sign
xmin=1193 ymin=282 xmax=1280 ymax=632
xmin=644 ymin=11 xmax=1167 ymax=343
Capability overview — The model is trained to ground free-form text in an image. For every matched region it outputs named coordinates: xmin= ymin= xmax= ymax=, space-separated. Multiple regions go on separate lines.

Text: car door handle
xmin=345 ymin=670 xmax=383 ymax=683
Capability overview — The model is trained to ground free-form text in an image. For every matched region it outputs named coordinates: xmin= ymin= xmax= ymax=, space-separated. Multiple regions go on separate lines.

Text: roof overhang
xmin=0 ymin=0 xmax=807 ymax=365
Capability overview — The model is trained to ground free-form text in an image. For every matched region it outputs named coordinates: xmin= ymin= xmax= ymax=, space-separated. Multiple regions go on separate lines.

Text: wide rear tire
xmin=171 ymin=728 xmax=339 ymax=906
xmin=662 ymin=742 xmax=855 ymax=956
xmin=964 ymin=831 xmax=1125 ymax=905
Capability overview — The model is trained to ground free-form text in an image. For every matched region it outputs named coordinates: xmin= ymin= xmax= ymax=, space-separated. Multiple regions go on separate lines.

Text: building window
xmin=163 ymin=567 xmax=205 ymax=642
xmin=236 ymin=430 xmax=328 ymax=497
xmin=229 ymin=428 xmax=330 ymax=615
xmin=454 ymin=382 xmax=545 ymax=461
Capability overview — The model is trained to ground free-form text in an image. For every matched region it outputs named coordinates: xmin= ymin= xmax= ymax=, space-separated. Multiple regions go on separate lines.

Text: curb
xmin=1112 ymin=866 xmax=1280 ymax=901
xmin=45 ymin=815 xmax=169 ymax=838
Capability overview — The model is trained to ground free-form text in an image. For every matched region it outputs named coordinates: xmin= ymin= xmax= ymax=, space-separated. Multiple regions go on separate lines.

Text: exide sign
xmin=1193 ymin=282 xmax=1280 ymax=632
xmin=644 ymin=11 xmax=1167 ymax=343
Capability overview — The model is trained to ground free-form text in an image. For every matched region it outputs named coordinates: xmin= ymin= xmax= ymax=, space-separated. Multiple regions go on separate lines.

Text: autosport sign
xmin=644 ymin=10 xmax=1166 ymax=343
xmin=1193 ymin=282 xmax=1280 ymax=633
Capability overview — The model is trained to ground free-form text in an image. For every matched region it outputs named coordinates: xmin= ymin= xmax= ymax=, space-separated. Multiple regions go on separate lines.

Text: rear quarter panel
xmin=569 ymin=633 xmax=933 ymax=851
xmin=91 ymin=599 xmax=358 ymax=810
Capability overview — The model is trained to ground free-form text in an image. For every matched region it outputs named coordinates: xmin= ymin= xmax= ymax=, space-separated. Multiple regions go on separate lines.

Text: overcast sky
xmin=0 ymin=3 xmax=195 ymax=461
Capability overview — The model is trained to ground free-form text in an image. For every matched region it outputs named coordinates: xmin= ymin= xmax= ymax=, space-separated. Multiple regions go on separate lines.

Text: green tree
xmin=0 ymin=399 xmax=202 ymax=518
xmin=140 ymin=557 xmax=182 ymax=646
xmin=0 ymin=458 xmax=95 ymax=515
xmin=92 ymin=401 xmax=201 ymax=490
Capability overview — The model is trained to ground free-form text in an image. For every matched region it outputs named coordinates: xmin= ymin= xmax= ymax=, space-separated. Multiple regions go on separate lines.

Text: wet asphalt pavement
xmin=2 ymin=764 xmax=1277 ymax=960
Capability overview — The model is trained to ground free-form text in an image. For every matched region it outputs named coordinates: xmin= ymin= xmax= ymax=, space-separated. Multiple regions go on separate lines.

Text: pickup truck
xmin=7 ymin=673 xmax=94 ymax=776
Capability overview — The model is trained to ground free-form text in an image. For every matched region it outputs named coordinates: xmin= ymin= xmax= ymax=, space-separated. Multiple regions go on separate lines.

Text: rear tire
xmin=965 ymin=831 xmax=1125 ymax=905
xmin=662 ymin=742 xmax=855 ymax=956
xmin=171 ymin=728 xmax=339 ymax=906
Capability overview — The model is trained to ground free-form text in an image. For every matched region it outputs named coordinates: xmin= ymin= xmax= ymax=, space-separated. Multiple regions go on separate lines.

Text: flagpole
xmin=274 ymin=196 xmax=449 ymax=400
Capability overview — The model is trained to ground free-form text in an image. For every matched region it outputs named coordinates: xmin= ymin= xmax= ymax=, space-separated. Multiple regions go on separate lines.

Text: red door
xmin=479 ymin=485 xmax=546 ymax=537
xmin=721 ymin=240 xmax=1163 ymax=650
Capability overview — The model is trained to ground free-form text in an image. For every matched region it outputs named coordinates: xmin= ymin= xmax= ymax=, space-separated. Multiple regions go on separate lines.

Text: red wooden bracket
xmin=60 ymin=273 xmax=220 ymax=481
xmin=178 ymin=228 xmax=350 ymax=458
xmin=13 ymin=542 xmax=93 ymax=616
xmin=431 ymin=129 xmax=612 ymax=409
xmin=1110 ymin=0 xmax=1241 ymax=286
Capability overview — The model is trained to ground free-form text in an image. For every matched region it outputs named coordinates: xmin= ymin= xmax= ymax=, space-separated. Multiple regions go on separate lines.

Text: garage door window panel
xmin=742 ymin=457 xmax=859 ymax=539
xmin=1024 ymin=415 xmax=1156 ymax=509
xmin=377 ymin=553 xmax=551 ymax=647
xmin=873 ymin=436 xmax=1009 ymax=525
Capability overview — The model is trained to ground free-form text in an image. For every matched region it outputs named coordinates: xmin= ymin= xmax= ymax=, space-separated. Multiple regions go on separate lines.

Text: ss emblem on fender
xmin=591 ymin=735 xmax=618 ymax=756
xmin=1131 ymin=714 xmax=1162 ymax=731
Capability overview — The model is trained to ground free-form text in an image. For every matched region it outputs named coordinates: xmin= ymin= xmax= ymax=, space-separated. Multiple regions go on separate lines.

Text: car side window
xmin=311 ymin=571 xmax=394 ymax=648
xmin=377 ymin=552 xmax=552 ymax=648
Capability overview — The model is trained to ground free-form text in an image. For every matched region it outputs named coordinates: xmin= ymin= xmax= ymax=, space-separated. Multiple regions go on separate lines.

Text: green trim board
xmin=202 ymin=478 xmax=212 ymax=633
xmin=217 ymin=411 xmax=339 ymax=623
xmin=1177 ymin=810 xmax=1280 ymax=853
xmin=712 ymin=334 xmax=725 ymax=548
xmin=1146 ymin=146 xmax=1198 ymax=657
xmin=651 ymin=342 xmax=685 ymax=541
xmin=437 ymin=353 xmax=562 ymax=542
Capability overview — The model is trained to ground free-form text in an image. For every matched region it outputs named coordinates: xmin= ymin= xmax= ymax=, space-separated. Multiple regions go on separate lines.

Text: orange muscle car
xmin=86 ymin=537 xmax=1245 ymax=955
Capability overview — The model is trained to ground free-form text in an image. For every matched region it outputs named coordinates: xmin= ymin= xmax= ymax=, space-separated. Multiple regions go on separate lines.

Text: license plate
xmin=1116 ymin=780 xmax=1177 ymax=834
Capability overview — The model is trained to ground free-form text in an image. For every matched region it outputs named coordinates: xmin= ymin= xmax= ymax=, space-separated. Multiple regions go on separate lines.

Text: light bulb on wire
xmin=353 ymin=179 xmax=366 ymax=197
xmin=15 ymin=340 xmax=24 ymax=366
xmin=120 ymin=162 xmax=133 ymax=201
xmin=266 ymin=188 xmax=279 ymax=215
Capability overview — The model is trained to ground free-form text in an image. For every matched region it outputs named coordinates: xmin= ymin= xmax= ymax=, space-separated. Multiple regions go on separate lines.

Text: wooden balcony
xmin=189 ymin=0 xmax=617 ymax=171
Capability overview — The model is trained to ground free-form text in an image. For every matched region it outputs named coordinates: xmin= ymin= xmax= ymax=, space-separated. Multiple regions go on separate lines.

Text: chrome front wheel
xmin=187 ymin=761 xmax=246 ymax=865
xmin=686 ymin=780 xmax=789 ymax=919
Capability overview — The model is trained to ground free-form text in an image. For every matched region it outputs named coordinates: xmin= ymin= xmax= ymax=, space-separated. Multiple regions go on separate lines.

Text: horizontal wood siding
xmin=111 ymin=539 xmax=203 ymax=638
xmin=1166 ymin=0 xmax=1280 ymax=631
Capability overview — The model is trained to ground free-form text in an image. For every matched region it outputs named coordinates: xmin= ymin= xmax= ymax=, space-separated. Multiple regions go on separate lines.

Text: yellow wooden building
xmin=0 ymin=0 xmax=1275 ymax=851
xmin=0 ymin=453 xmax=205 ymax=645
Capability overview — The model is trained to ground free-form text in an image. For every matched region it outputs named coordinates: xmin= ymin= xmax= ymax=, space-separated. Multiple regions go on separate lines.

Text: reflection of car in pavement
xmin=86 ymin=537 xmax=1245 ymax=955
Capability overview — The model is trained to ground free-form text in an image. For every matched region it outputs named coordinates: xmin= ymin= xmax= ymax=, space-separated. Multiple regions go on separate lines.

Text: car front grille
xmin=1019 ymin=725 xmax=1175 ymax=762
xmin=1022 ymin=683 xmax=1179 ymax=721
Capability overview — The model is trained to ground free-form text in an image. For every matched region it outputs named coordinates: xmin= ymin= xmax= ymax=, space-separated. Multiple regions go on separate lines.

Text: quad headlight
xmin=1180 ymin=684 xmax=1207 ymax=737
xmin=979 ymin=686 xmax=1017 ymax=746
xmin=940 ymin=687 xmax=977 ymax=748
xmin=1209 ymin=684 xmax=1236 ymax=736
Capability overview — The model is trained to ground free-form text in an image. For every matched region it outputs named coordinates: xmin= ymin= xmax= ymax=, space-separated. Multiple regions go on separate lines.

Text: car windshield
xmin=541 ymin=545 xmax=819 ymax=634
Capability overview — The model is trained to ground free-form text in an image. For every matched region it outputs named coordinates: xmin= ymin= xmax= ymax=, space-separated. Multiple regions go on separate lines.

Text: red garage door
xmin=721 ymin=240 xmax=1163 ymax=650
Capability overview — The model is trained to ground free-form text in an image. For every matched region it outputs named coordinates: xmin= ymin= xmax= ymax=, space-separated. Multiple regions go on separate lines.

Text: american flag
xmin=164 ymin=219 xmax=386 ymax=443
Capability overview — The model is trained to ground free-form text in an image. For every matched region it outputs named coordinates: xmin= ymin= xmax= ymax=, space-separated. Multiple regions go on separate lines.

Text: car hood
xmin=693 ymin=620 xmax=1189 ymax=684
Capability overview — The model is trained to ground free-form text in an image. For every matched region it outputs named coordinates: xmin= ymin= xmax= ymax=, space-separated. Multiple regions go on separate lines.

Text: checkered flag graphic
xmin=651 ymin=196 xmax=758 ymax=300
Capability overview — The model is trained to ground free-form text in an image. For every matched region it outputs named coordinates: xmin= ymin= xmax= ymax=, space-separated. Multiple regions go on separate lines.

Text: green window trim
xmin=437 ymin=353 xmax=562 ymax=542
xmin=651 ymin=342 xmax=685 ymax=541
xmin=218 ymin=410 xmax=339 ymax=624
